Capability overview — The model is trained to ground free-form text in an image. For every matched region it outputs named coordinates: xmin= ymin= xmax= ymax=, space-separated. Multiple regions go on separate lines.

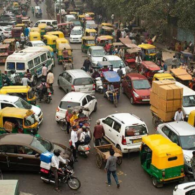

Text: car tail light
xmin=71 ymin=85 xmax=75 ymax=91
xmin=162 ymin=171 xmax=165 ymax=177
xmin=40 ymin=168 xmax=49 ymax=174
xmin=56 ymin=107 xmax=59 ymax=112
xmin=122 ymin=136 xmax=126 ymax=145
xmin=93 ymin=84 xmax=95 ymax=90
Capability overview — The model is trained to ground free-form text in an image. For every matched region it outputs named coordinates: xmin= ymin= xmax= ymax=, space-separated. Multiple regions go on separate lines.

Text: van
xmin=70 ymin=26 xmax=83 ymax=43
xmin=34 ymin=20 xmax=58 ymax=29
xmin=65 ymin=15 xmax=76 ymax=23
xmin=175 ymin=81 xmax=195 ymax=119
xmin=5 ymin=47 xmax=54 ymax=85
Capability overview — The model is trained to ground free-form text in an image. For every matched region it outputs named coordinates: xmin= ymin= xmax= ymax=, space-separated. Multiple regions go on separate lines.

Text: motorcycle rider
xmin=51 ymin=149 xmax=67 ymax=192
xmin=36 ymin=78 xmax=49 ymax=100
xmin=92 ymin=69 xmax=100 ymax=79
xmin=78 ymin=126 xmax=91 ymax=145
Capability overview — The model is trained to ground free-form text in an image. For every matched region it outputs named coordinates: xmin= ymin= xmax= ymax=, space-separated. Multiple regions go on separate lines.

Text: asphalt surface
xmin=2 ymin=2 xmax=188 ymax=195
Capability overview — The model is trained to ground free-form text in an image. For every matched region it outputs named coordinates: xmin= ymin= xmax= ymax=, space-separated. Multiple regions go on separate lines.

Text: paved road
xmin=1 ymin=2 xmax=183 ymax=195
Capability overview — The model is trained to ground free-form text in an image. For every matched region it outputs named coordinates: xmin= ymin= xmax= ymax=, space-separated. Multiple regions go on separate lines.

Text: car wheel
xmin=93 ymin=103 xmax=97 ymax=112
xmin=130 ymin=97 xmax=134 ymax=105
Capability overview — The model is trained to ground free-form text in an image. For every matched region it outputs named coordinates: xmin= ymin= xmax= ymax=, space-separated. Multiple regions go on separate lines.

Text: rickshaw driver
xmin=63 ymin=47 xmax=68 ymax=59
xmin=106 ymin=83 xmax=114 ymax=98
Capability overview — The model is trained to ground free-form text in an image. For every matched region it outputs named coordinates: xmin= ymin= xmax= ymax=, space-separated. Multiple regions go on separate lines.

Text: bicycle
xmin=58 ymin=118 xmax=67 ymax=131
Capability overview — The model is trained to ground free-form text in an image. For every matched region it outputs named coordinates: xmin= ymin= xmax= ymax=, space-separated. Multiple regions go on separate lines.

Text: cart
xmin=95 ymin=144 xmax=123 ymax=169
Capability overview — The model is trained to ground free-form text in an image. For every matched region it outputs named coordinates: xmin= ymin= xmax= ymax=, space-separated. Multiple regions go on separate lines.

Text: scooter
xmin=78 ymin=144 xmax=90 ymax=158
xmin=95 ymin=77 xmax=103 ymax=93
xmin=40 ymin=165 xmax=81 ymax=190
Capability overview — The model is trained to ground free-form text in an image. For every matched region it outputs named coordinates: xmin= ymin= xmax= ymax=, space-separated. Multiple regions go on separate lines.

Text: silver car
xmin=87 ymin=46 xmax=106 ymax=67
xmin=58 ymin=69 xmax=95 ymax=95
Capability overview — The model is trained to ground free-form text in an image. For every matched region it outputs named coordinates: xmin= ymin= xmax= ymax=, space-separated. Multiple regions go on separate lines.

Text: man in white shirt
xmin=42 ymin=64 xmax=47 ymax=80
xmin=47 ymin=70 xmax=54 ymax=94
xmin=71 ymin=126 xmax=78 ymax=161
xmin=174 ymin=108 xmax=184 ymax=122
xmin=21 ymin=74 xmax=31 ymax=86
xmin=51 ymin=149 xmax=66 ymax=192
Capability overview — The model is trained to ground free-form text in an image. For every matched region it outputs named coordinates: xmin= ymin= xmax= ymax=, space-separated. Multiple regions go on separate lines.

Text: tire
xmin=152 ymin=177 xmax=162 ymax=188
xmin=93 ymin=103 xmax=97 ymax=112
xmin=96 ymin=154 xmax=103 ymax=169
xmin=60 ymin=121 xmax=67 ymax=131
xmin=67 ymin=177 xmax=81 ymax=190
xmin=130 ymin=97 xmax=134 ymax=105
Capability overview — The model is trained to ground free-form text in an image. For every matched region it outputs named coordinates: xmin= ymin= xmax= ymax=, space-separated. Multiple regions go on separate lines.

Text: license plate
xmin=80 ymin=88 xmax=88 ymax=92
xmin=142 ymin=99 xmax=150 ymax=102
xmin=133 ymin=139 xmax=142 ymax=143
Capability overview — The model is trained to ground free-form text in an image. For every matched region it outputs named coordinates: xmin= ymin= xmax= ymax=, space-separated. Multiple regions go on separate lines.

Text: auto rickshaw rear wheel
xmin=96 ymin=154 xmax=103 ymax=169
xmin=152 ymin=177 xmax=163 ymax=188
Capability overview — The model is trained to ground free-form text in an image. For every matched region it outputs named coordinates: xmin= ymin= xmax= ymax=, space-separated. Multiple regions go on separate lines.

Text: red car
xmin=122 ymin=73 xmax=151 ymax=104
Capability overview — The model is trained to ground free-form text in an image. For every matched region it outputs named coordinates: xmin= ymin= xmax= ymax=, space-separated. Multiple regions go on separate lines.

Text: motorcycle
xmin=95 ymin=77 xmax=103 ymax=93
xmin=36 ymin=88 xmax=52 ymax=103
xmin=40 ymin=165 xmax=81 ymax=190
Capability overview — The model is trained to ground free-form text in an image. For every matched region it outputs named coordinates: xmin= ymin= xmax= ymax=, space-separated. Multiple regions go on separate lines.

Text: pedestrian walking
xmin=70 ymin=125 xmax=78 ymax=161
xmin=116 ymin=29 xmax=121 ymax=42
xmin=20 ymin=33 xmax=25 ymax=49
xmin=111 ymin=14 xmax=115 ymax=25
xmin=105 ymin=149 xmax=120 ymax=188
xmin=31 ymin=6 xmax=34 ymax=16
xmin=47 ymin=70 xmax=54 ymax=94
xmin=83 ymin=57 xmax=91 ymax=72
xmin=65 ymin=106 xmax=72 ymax=134
xmin=117 ymin=66 xmax=123 ymax=78
xmin=15 ymin=39 xmax=20 ymax=51
xmin=42 ymin=64 xmax=47 ymax=80
xmin=93 ymin=120 xmax=105 ymax=146
xmin=191 ymin=151 xmax=195 ymax=181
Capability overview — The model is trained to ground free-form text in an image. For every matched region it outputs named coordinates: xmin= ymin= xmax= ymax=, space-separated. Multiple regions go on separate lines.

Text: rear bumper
xmin=120 ymin=143 xmax=141 ymax=153
xmin=134 ymin=97 xmax=150 ymax=104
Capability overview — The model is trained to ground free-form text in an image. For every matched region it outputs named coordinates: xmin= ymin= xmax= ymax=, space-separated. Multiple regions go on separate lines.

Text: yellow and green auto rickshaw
xmin=140 ymin=134 xmax=185 ymax=187
xmin=96 ymin=35 xmax=113 ymax=47
xmin=0 ymin=107 xmax=39 ymax=136
xmin=0 ymin=86 xmax=37 ymax=105
xmin=153 ymin=73 xmax=175 ymax=81
xmin=46 ymin=31 xmax=65 ymax=38
xmin=15 ymin=23 xmax=26 ymax=29
xmin=57 ymin=42 xmax=72 ymax=64
xmin=38 ymin=23 xmax=47 ymax=37
xmin=85 ymin=12 xmax=95 ymax=19
xmin=43 ymin=35 xmax=58 ymax=51
xmin=30 ymin=27 xmax=41 ymax=33
xmin=138 ymin=44 xmax=157 ymax=61
xmin=100 ymin=26 xmax=114 ymax=36
xmin=84 ymin=29 xmax=97 ymax=37
xmin=56 ymin=37 xmax=69 ymax=52
xmin=81 ymin=36 xmax=95 ymax=53
xmin=78 ymin=15 xmax=85 ymax=27
xmin=29 ymin=32 xmax=41 ymax=41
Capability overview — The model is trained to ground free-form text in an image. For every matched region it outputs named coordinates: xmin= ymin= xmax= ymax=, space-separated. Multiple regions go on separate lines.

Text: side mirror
xmin=35 ymin=153 xmax=40 ymax=158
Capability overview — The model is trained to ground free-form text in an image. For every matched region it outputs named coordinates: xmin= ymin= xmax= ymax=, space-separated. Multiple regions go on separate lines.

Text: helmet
xmin=54 ymin=149 xmax=61 ymax=157
xmin=41 ymin=78 xmax=45 ymax=82
xmin=79 ymin=122 xmax=83 ymax=128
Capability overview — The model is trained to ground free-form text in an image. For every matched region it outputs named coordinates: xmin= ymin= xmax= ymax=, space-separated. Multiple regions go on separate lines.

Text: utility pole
xmin=59 ymin=0 xmax=62 ymax=23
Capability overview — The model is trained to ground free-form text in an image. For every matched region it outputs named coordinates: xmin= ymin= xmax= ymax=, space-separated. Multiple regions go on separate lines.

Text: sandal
xmin=55 ymin=188 xmax=61 ymax=192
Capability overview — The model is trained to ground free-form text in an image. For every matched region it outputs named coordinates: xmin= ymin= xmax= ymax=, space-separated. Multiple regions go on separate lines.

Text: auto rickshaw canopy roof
xmin=42 ymin=45 xmax=53 ymax=52
xmin=138 ymin=44 xmax=156 ymax=50
xmin=46 ymin=31 xmax=64 ymax=38
xmin=0 ymin=86 xmax=31 ymax=94
xmin=15 ymin=23 xmax=25 ymax=27
xmin=58 ymin=43 xmax=71 ymax=50
xmin=78 ymin=15 xmax=85 ymax=18
xmin=30 ymin=27 xmax=40 ymax=32
xmin=103 ymin=71 xmax=121 ymax=83
xmin=170 ymin=68 xmax=192 ymax=81
xmin=153 ymin=73 xmax=175 ymax=80
xmin=12 ymin=27 xmax=23 ymax=30
xmin=82 ymin=36 xmax=95 ymax=41
xmin=43 ymin=35 xmax=58 ymax=41
xmin=101 ymin=26 xmax=114 ymax=31
xmin=3 ymin=39 xmax=15 ymax=44
xmin=101 ymin=23 xmax=113 ymax=27
xmin=188 ymin=110 xmax=195 ymax=126
xmin=85 ymin=12 xmax=95 ymax=16
xmin=38 ymin=23 xmax=47 ymax=29
xmin=56 ymin=38 xmax=69 ymax=45
xmin=85 ymin=29 xmax=96 ymax=33
xmin=0 ymin=107 xmax=33 ymax=119
xmin=29 ymin=32 xmax=40 ymax=37
xmin=97 ymin=35 xmax=113 ymax=41
xmin=141 ymin=61 xmax=160 ymax=71
xmin=142 ymin=134 xmax=184 ymax=169
xmin=0 ymin=44 xmax=9 ymax=49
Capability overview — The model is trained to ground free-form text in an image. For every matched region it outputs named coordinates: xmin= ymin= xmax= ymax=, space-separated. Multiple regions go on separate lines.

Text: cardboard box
xmin=158 ymin=109 xmax=175 ymax=122
xmin=158 ymin=99 xmax=173 ymax=112
xmin=171 ymin=85 xmax=183 ymax=100
xmin=152 ymin=80 xmax=175 ymax=94
xmin=173 ymin=99 xmax=182 ymax=111
xmin=150 ymin=92 xmax=159 ymax=108
xmin=150 ymin=106 xmax=158 ymax=114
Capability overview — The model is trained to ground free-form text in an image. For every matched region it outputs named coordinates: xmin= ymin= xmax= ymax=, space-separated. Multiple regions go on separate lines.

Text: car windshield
xmin=59 ymin=101 xmax=80 ymax=109
xmin=109 ymin=60 xmax=125 ymax=68
xmin=179 ymin=135 xmax=195 ymax=150
xmin=34 ymin=42 xmax=45 ymax=46
xmin=74 ymin=77 xmax=93 ymax=85
xmin=148 ymin=49 xmax=156 ymax=54
xmin=132 ymin=80 xmax=151 ymax=90
xmin=183 ymin=95 xmax=195 ymax=107
xmin=92 ymin=49 xmax=105 ymax=57
xmin=24 ymin=114 xmax=36 ymax=126
xmin=15 ymin=98 xmax=32 ymax=109
xmin=31 ymin=136 xmax=53 ymax=152
xmin=71 ymin=30 xmax=82 ymax=35
xmin=125 ymin=125 xmax=147 ymax=137
xmin=87 ymin=40 xmax=95 ymax=44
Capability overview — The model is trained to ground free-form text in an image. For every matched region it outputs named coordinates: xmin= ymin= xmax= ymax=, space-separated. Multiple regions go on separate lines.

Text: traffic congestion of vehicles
xmin=1 ymin=0 xmax=195 ymax=194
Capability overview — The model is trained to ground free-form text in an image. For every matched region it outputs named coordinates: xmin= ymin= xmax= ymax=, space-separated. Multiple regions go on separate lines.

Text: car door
xmin=59 ymin=72 xmax=69 ymax=91
xmin=16 ymin=145 xmax=40 ymax=172
xmin=81 ymin=97 xmax=89 ymax=117
xmin=85 ymin=95 xmax=96 ymax=115
xmin=102 ymin=117 xmax=114 ymax=141
xmin=122 ymin=76 xmax=129 ymax=94
xmin=111 ymin=120 xmax=122 ymax=144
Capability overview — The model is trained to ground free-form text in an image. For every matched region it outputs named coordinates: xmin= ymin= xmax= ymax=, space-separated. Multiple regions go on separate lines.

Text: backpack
xmin=84 ymin=133 xmax=91 ymax=144
xmin=42 ymin=83 xmax=47 ymax=93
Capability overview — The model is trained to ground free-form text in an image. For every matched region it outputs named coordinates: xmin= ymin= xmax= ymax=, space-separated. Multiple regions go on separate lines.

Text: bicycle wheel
xmin=60 ymin=121 xmax=67 ymax=131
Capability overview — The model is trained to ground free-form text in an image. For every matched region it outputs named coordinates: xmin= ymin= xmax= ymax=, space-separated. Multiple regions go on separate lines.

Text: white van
xmin=64 ymin=15 xmax=75 ymax=22
xmin=70 ymin=26 xmax=83 ymax=43
xmin=0 ymin=95 xmax=43 ymax=124
xmin=5 ymin=47 xmax=54 ymax=84
xmin=175 ymin=81 xmax=195 ymax=118
xmin=34 ymin=20 xmax=58 ymax=28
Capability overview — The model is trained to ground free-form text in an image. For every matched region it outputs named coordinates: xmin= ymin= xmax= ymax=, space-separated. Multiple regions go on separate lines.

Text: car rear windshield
xmin=132 ymin=80 xmax=151 ymax=90
xmin=59 ymin=101 xmax=80 ymax=109
xmin=73 ymin=78 xmax=93 ymax=85
xmin=125 ymin=125 xmax=147 ymax=137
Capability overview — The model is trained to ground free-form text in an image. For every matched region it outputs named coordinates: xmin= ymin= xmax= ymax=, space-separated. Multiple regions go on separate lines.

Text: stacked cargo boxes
xmin=150 ymin=80 xmax=183 ymax=121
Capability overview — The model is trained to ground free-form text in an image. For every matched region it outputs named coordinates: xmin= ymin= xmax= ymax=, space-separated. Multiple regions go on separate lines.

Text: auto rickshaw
xmin=153 ymin=73 xmax=175 ymax=81
xmin=30 ymin=27 xmax=41 ymax=33
xmin=100 ymin=23 xmax=113 ymax=28
xmin=56 ymin=38 xmax=69 ymax=52
xmin=96 ymin=35 xmax=113 ymax=47
xmin=29 ymin=32 xmax=41 ymax=41
xmin=102 ymin=71 xmax=121 ymax=107
xmin=100 ymin=26 xmax=114 ymax=36
xmin=81 ymin=36 xmax=95 ymax=53
xmin=43 ymin=35 xmax=58 ymax=51
xmin=15 ymin=23 xmax=25 ymax=30
xmin=140 ymin=135 xmax=185 ymax=187
xmin=3 ymin=38 xmax=16 ymax=50
xmin=38 ymin=23 xmax=47 ymax=37
xmin=188 ymin=110 xmax=195 ymax=127
xmin=84 ymin=29 xmax=97 ymax=37
xmin=0 ymin=86 xmax=37 ymax=105
xmin=85 ymin=12 xmax=95 ymax=19
xmin=46 ymin=31 xmax=64 ymax=38
xmin=11 ymin=27 xmax=23 ymax=39
xmin=170 ymin=68 xmax=192 ymax=86
xmin=0 ymin=107 xmax=39 ymax=136
xmin=138 ymin=44 xmax=157 ymax=61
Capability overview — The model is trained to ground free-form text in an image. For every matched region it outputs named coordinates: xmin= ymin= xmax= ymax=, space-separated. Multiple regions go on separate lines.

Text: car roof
xmin=0 ymin=134 xmax=33 ymax=145
xmin=110 ymin=113 xmax=144 ymax=125
xmin=103 ymin=55 xmax=121 ymax=61
xmin=165 ymin=121 xmax=195 ymax=136
xmin=177 ymin=182 xmax=195 ymax=190
xmin=0 ymin=94 xmax=19 ymax=102
xmin=66 ymin=69 xmax=91 ymax=79
xmin=175 ymin=81 xmax=195 ymax=95
xmin=72 ymin=26 xmax=82 ymax=30
xmin=61 ymin=92 xmax=86 ymax=102
xmin=126 ymin=73 xmax=147 ymax=80
xmin=90 ymin=46 xmax=104 ymax=50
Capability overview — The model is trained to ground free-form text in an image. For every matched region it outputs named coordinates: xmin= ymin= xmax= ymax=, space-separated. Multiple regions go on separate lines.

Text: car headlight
xmin=35 ymin=114 xmax=39 ymax=122
xmin=184 ymin=155 xmax=191 ymax=166
xmin=133 ymin=91 xmax=139 ymax=98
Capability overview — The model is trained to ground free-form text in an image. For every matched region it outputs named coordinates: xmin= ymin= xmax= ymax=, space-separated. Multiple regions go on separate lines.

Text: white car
xmin=103 ymin=55 xmax=126 ymax=74
xmin=70 ymin=26 xmax=83 ymax=43
xmin=0 ymin=95 xmax=43 ymax=124
xmin=173 ymin=182 xmax=195 ymax=195
xmin=55 ymin=92 xmax=97 ymax=122
xmin=0 ymin=26 xmax=12 ymax=38
xmin=157 ymin=121 xmax=195 ymax=175
xmin=99 ymin=113 xmax=148 ymax=153
xmin=24 ymin=41 xmax=46 ymax=48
